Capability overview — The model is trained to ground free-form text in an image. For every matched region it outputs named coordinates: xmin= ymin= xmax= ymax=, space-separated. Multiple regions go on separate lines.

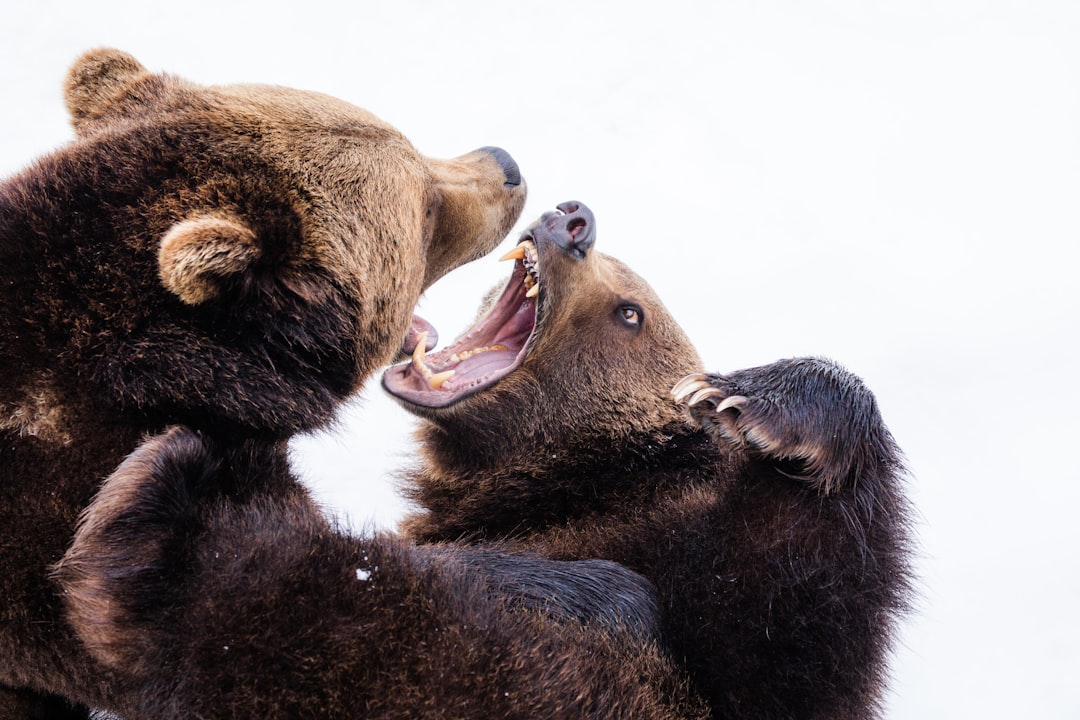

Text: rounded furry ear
xmin=158 ymin=215 xmax=261 ymax=305
xmin=64 ymin=48 xmax=148 ymax=127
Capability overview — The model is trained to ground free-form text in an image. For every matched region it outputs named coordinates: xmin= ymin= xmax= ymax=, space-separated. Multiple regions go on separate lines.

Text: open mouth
xmin=382 ymin=237 xmax=542 ymax=409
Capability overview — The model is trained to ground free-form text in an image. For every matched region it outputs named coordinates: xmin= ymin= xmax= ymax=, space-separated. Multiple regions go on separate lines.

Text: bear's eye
xmin=617 ymin=304 xmax=643 ymax=329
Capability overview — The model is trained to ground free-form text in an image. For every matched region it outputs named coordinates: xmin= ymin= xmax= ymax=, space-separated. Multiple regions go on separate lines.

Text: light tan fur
xmin=158 ymin=215 xmax=260 ymax=304
xmin=0 ymin=375 xmax=72 ymax=445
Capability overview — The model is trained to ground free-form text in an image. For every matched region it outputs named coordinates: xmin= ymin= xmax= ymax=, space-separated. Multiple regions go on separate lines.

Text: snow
xmin=3 ymin=2 xmax=1079 ymax=717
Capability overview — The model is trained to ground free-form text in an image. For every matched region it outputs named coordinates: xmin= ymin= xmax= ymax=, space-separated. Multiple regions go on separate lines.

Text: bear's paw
xmin=673 ymin=372 xmax=806 ymax=463
xmin=672 ymin=357 xmax=888 ymax=494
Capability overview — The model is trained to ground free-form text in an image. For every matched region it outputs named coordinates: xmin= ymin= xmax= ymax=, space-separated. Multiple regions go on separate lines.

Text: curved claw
xmin=714 ymin=395 xmax=748 ymax=414
xmin=687 ymin=387 xmax=726 ymax=407
xmin=671 ymin=373 xmax=710 ymax=403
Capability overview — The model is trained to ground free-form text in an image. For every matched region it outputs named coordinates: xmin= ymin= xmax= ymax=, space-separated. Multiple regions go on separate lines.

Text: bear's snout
xmin=534 ymin=201 xmax=595 ymax=261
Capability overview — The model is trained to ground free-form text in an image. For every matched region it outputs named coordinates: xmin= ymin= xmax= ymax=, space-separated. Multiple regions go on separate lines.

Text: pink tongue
xmin=403 ymin=315 xmax=438 ymax=355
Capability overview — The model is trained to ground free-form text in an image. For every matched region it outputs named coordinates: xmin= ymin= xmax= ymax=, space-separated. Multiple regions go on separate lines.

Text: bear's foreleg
xmin=667 ymin=357 xmax=913 ymax=719
xmin=54 ymin=427 xmax=705 ymax=719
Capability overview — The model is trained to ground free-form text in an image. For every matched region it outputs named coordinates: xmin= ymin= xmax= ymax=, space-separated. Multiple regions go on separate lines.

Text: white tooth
xmin=412 ymin=331 xmax=429 ymax=367
xmin=412 ymin=332 xmax=444 ymax=381
xmin=428 ymin=370 xmax=455 ymax=389
xmin=526 ymin=284 xmax=539 ymax=299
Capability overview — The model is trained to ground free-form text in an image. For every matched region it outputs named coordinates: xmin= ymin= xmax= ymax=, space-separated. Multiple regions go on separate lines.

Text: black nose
xmin=477 ymin=146 xmax=522 ymax=188
xmin=537 ymin=200 xmax=595 ymax=260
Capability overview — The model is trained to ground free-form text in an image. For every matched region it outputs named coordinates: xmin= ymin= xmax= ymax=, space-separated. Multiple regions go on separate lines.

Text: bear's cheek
xmin=303 ymin=214 xmax=428 ymax=331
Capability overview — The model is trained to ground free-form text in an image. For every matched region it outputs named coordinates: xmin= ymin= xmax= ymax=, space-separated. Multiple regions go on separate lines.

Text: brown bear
xmin=0 ymin=48 xmax=526 ymax=718
xmin=379 ymin=201 xmax=915 ymax=719
xmin=54 ymin=425 xmax=708 ymax=719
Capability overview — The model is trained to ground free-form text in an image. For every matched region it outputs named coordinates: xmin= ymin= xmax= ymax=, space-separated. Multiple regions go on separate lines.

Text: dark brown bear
xmin=381 ymin=201 xmax=915 ymax=719
xmin=54 ymin=426 xmax=707 ymax=719
xmin=0 ymin=48 xmax=525 ymax=718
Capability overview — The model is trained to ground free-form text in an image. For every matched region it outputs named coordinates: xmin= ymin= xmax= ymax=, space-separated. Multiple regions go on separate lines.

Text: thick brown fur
xmin=1 ymin=48 xmax=525 ymax=717
xmin=396 ymin=205 xmax=915 ymax=718
xmin=54 ymin=427 xmax=708 ymax=719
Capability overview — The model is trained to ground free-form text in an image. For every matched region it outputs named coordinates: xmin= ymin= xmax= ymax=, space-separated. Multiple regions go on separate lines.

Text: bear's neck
xmin=0 ymin=379 xmax=150 ymax=571
xmin=404 ymin=421 xmax=719 ymax=541
xmin=1 ymin=374 xmax=148 ymax=473
xmin=0 ymin=151 xmax=156 ymax=390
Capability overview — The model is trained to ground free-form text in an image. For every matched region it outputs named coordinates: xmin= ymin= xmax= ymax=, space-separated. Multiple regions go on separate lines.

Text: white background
xmin=2 ymin=2 xmax=1078 ymax=717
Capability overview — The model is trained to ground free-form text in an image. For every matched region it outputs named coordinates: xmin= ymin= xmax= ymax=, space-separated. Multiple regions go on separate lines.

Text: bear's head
xmin=2 ymin=49 xmax=525 ymax=438
xmin=382 ymin=201 xmax=703 ymax=473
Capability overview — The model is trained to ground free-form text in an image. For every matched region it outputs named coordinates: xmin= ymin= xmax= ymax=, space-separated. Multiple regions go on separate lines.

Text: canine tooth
xmin=413 ymin=331 xmax=429 ymax=364
xmin=500 ymin=246 xmax=526 ymax=262
xmin=411 ymin=331 xmax=442 ymax=381
xmin=428 ymin=370 xmax=456 ymax=389
xmin=523 ymin=273 xmax=535 ymax=290
xmin=525 ymin=284 xmax=540 ymax=299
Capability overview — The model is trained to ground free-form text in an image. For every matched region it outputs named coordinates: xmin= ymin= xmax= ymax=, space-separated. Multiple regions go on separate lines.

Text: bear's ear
xmin=158 ymin=215 xmax=261 ymax=305
xmin=64 ymin=48 xmax=149 ymax=129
